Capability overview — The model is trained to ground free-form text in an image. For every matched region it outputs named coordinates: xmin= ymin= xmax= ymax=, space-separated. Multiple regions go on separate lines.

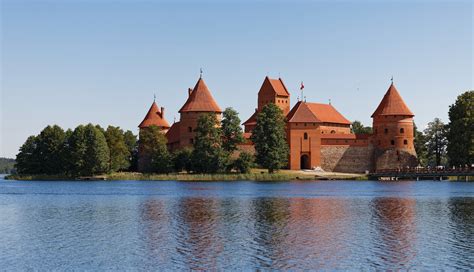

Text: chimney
xmin=188 ymin=88 xmax=193 ymax=97
xmin=160 ymin=107 xmax=165 ymax=118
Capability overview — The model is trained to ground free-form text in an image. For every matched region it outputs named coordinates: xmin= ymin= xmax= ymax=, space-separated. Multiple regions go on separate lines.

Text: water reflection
xmin=3 ymin=180 xmax=473 ymax=270
xmin=448 ymin=198 xmax=474 ymax=269
xmin=370 ymin=197 xmax=416 ymax=269
xmin=175 ymin=198 xmax=223 ymax=270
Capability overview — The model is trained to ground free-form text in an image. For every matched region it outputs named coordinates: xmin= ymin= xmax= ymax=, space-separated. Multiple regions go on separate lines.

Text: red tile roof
xmin=165 ymin=121 xmax=180 ymax=144
xmin=242 ymin=109 xmax=258 ymax=125
xmin=286 ymin=101 xmax=351 ymax=125
xmin=267 ymin=77 xmax=290 ymax=96
xmin=138 ymin=101 xmax=170 ymax=129
xmin=179 ymin=78 xmax=222 ymax=113
xmin=372 ymin=83 xmax=414 ymax=117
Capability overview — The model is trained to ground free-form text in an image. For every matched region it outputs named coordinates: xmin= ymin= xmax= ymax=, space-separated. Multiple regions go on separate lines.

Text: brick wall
xmin=321 ymin=145 xmax=374 ymax=173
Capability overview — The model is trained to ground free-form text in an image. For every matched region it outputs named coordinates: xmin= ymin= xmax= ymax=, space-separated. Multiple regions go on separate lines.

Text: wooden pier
xmin=368 ymin=167 xmax=474 ymax=181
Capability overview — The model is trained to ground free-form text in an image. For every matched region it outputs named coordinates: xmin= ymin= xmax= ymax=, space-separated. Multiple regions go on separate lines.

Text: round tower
xmin=372 ymin=83 xmax=417 ymax=170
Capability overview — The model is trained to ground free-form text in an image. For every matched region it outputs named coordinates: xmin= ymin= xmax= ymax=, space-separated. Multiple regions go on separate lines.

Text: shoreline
xmin=4 ymin=170 xmax=368 ymax=182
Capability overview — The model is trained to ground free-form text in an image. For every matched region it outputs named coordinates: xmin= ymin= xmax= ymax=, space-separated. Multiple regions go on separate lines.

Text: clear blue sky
xmin=1 ymin=0 xmax=472 ymax=158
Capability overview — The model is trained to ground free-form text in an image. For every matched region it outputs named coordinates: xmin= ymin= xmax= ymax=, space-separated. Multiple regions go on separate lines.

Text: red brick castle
xmin=138 ymin=75 xmax=417 ymax=173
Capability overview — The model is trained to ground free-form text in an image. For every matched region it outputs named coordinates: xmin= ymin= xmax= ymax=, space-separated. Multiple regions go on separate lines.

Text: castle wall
xmin=179 ymin=111 xmax=221 ymax=149
xmin=321 ymin=145 xmax=374 ymax=173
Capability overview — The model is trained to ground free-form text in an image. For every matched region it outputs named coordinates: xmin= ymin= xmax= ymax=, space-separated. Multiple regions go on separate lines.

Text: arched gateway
xmin=300 ymin=154 xmax=310 ymax=170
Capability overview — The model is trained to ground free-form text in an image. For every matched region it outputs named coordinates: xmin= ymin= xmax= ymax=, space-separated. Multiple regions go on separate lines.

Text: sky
xmin=1 ymin=0 xmax=473 ymax=158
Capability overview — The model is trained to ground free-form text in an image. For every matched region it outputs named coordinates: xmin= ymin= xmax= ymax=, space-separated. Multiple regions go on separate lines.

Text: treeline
xmin=0 ymin=158 xmax=16 ymax=174
xmin=413 ymin=91 xmax=473 ymax=167
xmin=15 ymin=104 xmax=290 ymax=176
xmin=16 ymin=124 xmax=138 ymax=176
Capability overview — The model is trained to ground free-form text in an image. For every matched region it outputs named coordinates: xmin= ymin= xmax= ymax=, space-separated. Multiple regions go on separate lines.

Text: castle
xmin=138 ymin=75 xmax=417 ymax=173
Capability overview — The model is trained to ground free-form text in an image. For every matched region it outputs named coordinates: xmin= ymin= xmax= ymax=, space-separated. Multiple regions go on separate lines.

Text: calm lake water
xmin=0 ymin=178 xmax=473 ymax=270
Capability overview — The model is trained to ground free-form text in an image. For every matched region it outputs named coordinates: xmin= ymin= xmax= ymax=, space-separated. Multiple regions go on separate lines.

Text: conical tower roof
xmin=371 ymin=83 xmax=414 ymax=117
xmin=179 ymin=78 xmax=222 ymax=113
xmin=138 ymin=101 xmax=170 ymax=129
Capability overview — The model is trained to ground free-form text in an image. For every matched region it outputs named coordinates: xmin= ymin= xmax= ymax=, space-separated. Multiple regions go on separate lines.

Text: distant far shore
xmin=4 ymin=170 xmax=368 ymax=182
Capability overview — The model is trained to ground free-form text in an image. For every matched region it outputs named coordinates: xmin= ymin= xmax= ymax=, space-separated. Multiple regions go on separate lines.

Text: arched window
xmin=188 ymin=127 xmax=192 ymax=132
xmin=384 ymin=128 xmax=388 ymax=134
xmin=391 ymin=140 xmax=395 ymax=145
xmin=331 ymin=130 xmax=336 ymax=134
xmin=304 ymin=133 xmax=308 ymax=140
xmin=400 ymin=128 xmax=404 ymax=134
xmin=404 ymin=139 xmax=408 ymax=145
xmin=375 ymin=128 xmax=378 ymax=134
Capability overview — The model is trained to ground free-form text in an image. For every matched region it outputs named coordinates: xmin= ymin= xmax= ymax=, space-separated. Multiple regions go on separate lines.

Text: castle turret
xmin=176 ymin=76 xmax=222 ymax=148
xmin=372 ymin=83 xmax=417 ymax=170
xmin=138 ymin=100 xmax=171 ymax=172
xmin=243 ymin=76 xmax=290 ymax=133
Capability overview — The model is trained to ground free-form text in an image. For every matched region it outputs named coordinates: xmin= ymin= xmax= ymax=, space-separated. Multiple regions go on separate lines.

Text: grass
xmin=6 ymin=169 xmax=367 ymax=181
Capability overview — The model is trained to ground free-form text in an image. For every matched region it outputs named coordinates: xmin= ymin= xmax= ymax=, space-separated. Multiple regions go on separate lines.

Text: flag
xmin=300 ymin=81 xmax=304 ymax=90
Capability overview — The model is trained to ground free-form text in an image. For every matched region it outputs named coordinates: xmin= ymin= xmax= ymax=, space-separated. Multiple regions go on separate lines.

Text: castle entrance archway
xmin=300 ymin=154 xmax=310 ymax=170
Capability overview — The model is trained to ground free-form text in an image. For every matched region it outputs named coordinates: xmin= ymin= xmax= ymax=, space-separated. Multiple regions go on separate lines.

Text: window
xmin=190 ymin=138 xmax=194 ymax=144
xmin=375 ymin=129 xmax=378 ymax=134
xmin=404 ymin=139 xmax=408 ymax=145
xmin=391 ymin=140 xmax=395 ymax=145
xmin=384 ymin=128 xmax=388 ymax=134
xmin=400 ymin=128 xmax=404 ymax=134
xmin=331 ymin=130 xmax=336 ymax=134
xmin=304 ymin=133 xmax=308 ymax=140
xmin=304 ymin=123 xmax=307 ymax=127
xmin=188 ymin=127 xmax=192 ymax=132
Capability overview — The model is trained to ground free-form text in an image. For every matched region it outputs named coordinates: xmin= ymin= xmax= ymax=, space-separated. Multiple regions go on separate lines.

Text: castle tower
xmin=372 ymin=83 xmax=417 ymax=170
xmin=138 ymin=100 xmax=171 ymax=171
xmin=138 ymin=101 xmax=171 ymax=133
xmin=177 ymin=77 xmax=222 ymax=148
xmin=243 ymin=76 xmax=290 ymax=132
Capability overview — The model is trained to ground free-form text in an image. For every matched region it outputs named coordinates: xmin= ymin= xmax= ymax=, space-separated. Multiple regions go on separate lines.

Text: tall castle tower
xmin=138 ymin=100 xmax=171 ymax=172
xmin=372 ymin=82 xmax=417 ymax=170
xmin=243 ymin=76 xmax=290 ymax=132
xmin=177 ymin=76 xmax=222 ymax=148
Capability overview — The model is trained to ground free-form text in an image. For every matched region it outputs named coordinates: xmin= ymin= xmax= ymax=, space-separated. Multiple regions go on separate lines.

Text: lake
xmin=0 ymin=178 xmax=473 ymax=270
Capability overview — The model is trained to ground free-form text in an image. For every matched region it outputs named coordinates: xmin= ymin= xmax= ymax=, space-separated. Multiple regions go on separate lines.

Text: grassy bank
xmin=6 ymin=169 xmax=367 ymax=181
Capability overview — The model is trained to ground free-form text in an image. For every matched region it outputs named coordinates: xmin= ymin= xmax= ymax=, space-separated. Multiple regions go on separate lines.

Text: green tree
xmin=124 ymin=130 xmax=138 ymax=171
xmin=413 ymin=122 xmax=428 ymax=166
xmin=69 ymin=124 xmax=110 ymax=176
xmin=104 ymin=126 xmax=131 ymax=172
xmin=139 ymin=125 xmax=171 ymax=173
xmin=221 ymin=107 xmax=244 ymax=153
xmin=15 ymin=135 xmax=40 ymax=174
xmin=447 ymin=90 xmax=474 ymax=167
xmin=191 ymin=113 xmax=226 ymax=173
xmin=424 ymin=118 xmax=448 ymax=166
xmin=172 ymin=147 xmax=193 ymax=172
xmin=251 ymin=103 xmax=289 ymax=173
xmin=233 ymin=151 xmax=254 ymax=173
xmin=35 ymin=125 xmax=67 ymax=174
xmin=351 ymin=120 xmax=372 ymax=134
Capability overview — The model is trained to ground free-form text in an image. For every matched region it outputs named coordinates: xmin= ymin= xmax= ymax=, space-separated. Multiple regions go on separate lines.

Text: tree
xmin=447 ymin=90 xmax=473 ymax=167
xmin=15 ymin=135 xmax=40 ymax=174
xmin=172 ymin=147 xmax=193 ymax=172
xmin=221 ymin=107 xmax=244 ymax=153
xmin=35 ymin=125 xmax=67 ymax=174
xmin=251 ymin=103 xmax=289 ymax=173
xmin=124 ymin=130 xmax=138 ymax=171
xmin=233 ymin=151 xmax=254 ymax=173
xmin=413 ymin=122 xmax=428 ymax=166
xmin=191 ymin=113 xmax=226 ymax=173
xmin=104 ymin=126 xmax=131 ymax=172
xmin=138 ymin=125 xmax=171 ymax=173
xmin=68 ymin=124 xmax=110 ymax=176
xmin=351 ymin=120 xmax=372 ymax=134
xmin=424 ymin=118 xmax=448 ymax=166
